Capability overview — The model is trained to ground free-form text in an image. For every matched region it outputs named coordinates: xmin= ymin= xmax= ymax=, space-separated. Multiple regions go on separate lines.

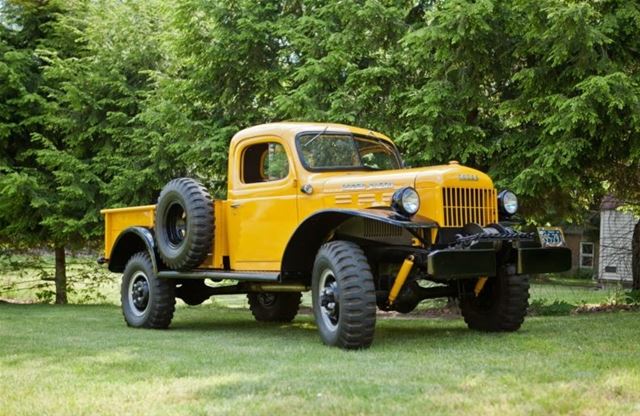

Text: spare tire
xmin=155 ymin=178 xmax=214 ymax=270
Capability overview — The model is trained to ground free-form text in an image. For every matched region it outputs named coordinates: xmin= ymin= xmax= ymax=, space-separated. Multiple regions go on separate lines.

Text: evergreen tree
xmin=0 ymin=0 xmax=165 ymax=302
xmin=1 ymin=0 xmax=639 ymax=297
xmin=398 ymin=0 xmax=640 ymax=221
xmin=132 ymin=0 xmax=289 ymax=196
xmin=274 ymin=0 xmax=410 ymax=134
xmin=0 ymin=0 xmax=69 ymax=302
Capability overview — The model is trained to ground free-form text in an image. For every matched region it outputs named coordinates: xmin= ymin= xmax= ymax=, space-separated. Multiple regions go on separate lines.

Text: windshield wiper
xmin=302 ymin=126 xmax=329 ymax=148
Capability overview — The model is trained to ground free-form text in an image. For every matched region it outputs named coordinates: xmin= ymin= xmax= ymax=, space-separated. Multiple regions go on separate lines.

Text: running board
xmin=156 ymin=270 xmax=279 ymax=282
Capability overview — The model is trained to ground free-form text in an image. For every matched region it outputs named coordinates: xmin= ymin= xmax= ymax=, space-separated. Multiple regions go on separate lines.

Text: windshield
xmin=296 ymin=133 xmax=402 ymax=171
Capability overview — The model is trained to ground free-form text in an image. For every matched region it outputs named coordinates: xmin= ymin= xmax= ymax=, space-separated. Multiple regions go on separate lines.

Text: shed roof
xmin=601 ymin=195 xmax=623 ymax=211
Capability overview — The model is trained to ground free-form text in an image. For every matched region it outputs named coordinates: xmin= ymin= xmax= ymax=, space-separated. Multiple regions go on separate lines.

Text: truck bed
xmin=101 ymin=205 xmax=155 ymax=260
xmin=101 ymin=202 xmax=227 ymax=269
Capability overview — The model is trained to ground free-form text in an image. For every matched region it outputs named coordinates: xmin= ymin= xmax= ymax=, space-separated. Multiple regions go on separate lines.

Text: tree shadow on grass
xmin=0 ymin=303 xmax=536 ymax=351
xmin=168 ymin=315 xmax=320 ymax=347
xmin=377 ymin=324 xmax=469 ymax=338
xmin=169 ymin=311 xmax=487 ymax=349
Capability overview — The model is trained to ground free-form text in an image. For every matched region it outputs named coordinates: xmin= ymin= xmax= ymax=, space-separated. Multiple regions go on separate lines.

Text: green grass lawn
xmin=1 ymin=303 xmax=639 ymax=415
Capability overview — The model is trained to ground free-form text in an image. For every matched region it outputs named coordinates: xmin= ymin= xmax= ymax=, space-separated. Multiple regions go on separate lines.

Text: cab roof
xmin=230 ymin=122 xmax=394 ymax=146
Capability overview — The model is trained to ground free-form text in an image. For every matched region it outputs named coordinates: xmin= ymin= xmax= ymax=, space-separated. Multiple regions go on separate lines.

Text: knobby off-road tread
xmin=247 ymin=292 xmax=302 ymax=322
xmin=155 ymin=178 xmax=214 ymax=270
xmin=121 ymin=252 xmax=176 ymax=329
xmin=313 ymin=241 xmax=377 ymax=349
xmin=461 ymin=264 xmax=530 ymax=332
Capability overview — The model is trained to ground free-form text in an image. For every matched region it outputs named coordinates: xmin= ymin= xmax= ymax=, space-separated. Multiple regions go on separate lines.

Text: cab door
xmin=226 ymin=137 xmax=298 ymax=271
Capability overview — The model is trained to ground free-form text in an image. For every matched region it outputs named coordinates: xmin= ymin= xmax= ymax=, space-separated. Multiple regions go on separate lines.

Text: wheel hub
xmin=166 ymin=202 xmax=187 ymax=248
xmin=129 ymin=272 xmax=150 ymax=315
xmin=319 ymin=271 xmax=339 ymax=327
xmin=257 ymin=293 xmax=277 ymax=307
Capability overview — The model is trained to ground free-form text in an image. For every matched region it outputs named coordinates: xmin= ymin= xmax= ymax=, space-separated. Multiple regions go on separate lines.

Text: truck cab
xmin=101 ymin=122 xmax=571 ymax=349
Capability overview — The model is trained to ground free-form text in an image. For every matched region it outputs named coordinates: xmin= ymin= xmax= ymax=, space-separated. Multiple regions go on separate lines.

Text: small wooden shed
xmin=598 ymin=196 xmax=638 ymax=283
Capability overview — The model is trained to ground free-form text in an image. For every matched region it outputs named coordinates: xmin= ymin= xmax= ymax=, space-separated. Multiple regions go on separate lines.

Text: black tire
xmin=311 ymin=241 xmax=377 ymax=349
xmin=121 ymin=251 xmax=175 ymax=328
xmin=460 ymin=264 xmax=529 ymax=332
xmin=176 ymin=280 xmax=211 ymax=306
xmin=247 ymin=292 xmax=301 ymax=322
xmin=155 ymin=178 xmax=214 ymax=270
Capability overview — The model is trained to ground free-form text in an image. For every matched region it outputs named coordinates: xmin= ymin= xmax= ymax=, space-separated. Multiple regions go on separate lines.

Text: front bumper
xmin=516 ymin=247 xmax=572 ymax=274
xmin=426 ymin=249 xmax=496 ymax=278
xmin=424 ymin=246 xmax=571 ymax=279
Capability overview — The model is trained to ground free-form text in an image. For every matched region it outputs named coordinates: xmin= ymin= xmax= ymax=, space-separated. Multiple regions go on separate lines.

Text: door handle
xmin=230 ymin=202 xmax=241 ymax=209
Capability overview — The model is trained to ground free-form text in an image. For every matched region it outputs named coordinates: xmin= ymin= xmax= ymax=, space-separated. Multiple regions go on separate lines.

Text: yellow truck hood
xmin=306 ymin=163 xmax=495 ymax=223
xmin=314 ymin=164 xmax=493 ymax=193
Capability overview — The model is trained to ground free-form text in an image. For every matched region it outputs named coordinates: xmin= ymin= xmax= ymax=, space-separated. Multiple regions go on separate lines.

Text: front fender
xmin=108 ymin=226 xmax=158 ymax=273
xmin=280 ymin=208 xmax=437 ymax=281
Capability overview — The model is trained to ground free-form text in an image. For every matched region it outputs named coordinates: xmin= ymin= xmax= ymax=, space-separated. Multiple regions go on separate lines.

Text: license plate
xmin=537 ymin=227 xmax=566 ymax=247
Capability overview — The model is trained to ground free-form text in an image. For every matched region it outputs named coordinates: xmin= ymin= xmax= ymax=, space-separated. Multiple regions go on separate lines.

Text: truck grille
xmin=442 ymin=187 xmax=497 ymax=227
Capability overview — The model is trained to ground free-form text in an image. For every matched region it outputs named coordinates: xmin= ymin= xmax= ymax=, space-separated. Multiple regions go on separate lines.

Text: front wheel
xmin=312 ymin=241 xmax=377 ymax=349
xmin=460 ymin=265 xmax=530 ymax=332
xmin=121 ymin=252 xmax=176 ymax=328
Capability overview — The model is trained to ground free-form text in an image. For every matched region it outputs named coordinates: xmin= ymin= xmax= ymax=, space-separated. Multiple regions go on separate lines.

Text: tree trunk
xmin=54 ymin=245 xmax=67 ymax=304
xmin=632 ymin=220 xmax=640 ymax=291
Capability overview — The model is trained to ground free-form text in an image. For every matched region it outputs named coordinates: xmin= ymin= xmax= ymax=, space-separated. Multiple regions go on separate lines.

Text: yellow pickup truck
xmin=101 ymin=122 xmax=571 ymax=349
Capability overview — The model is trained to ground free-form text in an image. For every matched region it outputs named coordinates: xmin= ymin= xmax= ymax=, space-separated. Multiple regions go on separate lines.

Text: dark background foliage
xmin=1 ymin=0 xmax=639 ymax=301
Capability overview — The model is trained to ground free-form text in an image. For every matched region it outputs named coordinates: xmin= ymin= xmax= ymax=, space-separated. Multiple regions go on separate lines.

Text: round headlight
xmin=498 ymin=190 xmax=518 ymax=216
xmin=391 ymin=187 xmax=420 ymax=217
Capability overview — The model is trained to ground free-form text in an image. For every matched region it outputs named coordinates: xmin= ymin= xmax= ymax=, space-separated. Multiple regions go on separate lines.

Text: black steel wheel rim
xmin=319 ymin=269 xmax=339 ymax=329
xmin=257 ymin=293 xmax=277 ymax=307
xmin=165 ymin=201 xmax=187 ymax=248
xmin=129 ymin=272 xmax=150 ymax=315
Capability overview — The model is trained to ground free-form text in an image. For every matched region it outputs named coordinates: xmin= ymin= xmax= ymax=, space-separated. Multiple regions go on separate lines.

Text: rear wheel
xmin=121 ymin=252 xmax=175 ymax=328
xmin=247 ymin=292 xmax=301 ymax=322
xmin=311 ymin=241 xmax=376 ymax=349
xmin=460 ymin=265 xmax=529 ymax=332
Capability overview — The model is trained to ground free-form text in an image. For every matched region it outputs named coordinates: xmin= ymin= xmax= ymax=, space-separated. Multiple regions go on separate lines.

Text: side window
xmin=579 ymin=242 xmax=594 ymax=269
xmin=242 ymin=142 xmax=289 ymax=184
